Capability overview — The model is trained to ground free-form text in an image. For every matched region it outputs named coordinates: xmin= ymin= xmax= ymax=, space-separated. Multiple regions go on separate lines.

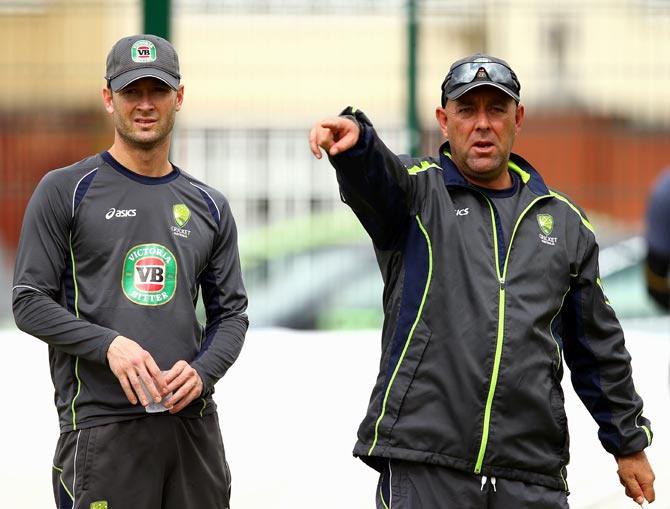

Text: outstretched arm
xmin=309 ymin=108 xmax=422 ymax=249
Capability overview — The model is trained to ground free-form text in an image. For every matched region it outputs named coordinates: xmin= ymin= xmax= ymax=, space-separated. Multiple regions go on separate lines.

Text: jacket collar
xmin=438 ymin=141 xmax=550 ymax=196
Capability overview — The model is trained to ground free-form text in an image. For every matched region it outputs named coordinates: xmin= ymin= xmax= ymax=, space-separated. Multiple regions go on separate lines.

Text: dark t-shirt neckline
xmin=473 ymin=171 xmax=519 ymax=199
xmin=102 ymin=151 xmax=180 ymax=185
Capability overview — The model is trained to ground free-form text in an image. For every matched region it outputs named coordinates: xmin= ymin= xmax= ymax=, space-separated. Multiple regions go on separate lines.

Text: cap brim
xmin=109 ymin=68 xmax=179 ymax=92
xmin=446 ymin=81 xmax=519 ymax=102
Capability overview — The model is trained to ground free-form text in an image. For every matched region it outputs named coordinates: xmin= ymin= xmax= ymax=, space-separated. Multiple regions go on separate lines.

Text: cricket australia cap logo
xmin=537 ymin=213 xmax=558 ymax=246
xmin=122 ymin=243 xmax=177 ymax=306
xmin=131 ymin=40 xmax=157 ymax=63
xmin=171 ymin=203 xmax=191 ymax=238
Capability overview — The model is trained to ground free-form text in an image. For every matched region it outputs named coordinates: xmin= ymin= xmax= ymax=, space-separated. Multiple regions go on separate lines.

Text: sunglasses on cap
xmin=441 ymin=60 xmax=521 ymax=107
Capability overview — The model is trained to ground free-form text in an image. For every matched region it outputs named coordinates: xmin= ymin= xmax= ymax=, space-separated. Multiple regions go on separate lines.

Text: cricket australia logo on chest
xmin=122 ymin=243 xmax=177 ymax=305
xmin=537 ymin=213 xmax=558 ymax=246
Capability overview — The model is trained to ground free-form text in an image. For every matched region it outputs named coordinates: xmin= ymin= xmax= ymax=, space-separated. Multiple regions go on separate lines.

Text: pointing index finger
xmin=319 ymin=119 xmax=343 ymax=131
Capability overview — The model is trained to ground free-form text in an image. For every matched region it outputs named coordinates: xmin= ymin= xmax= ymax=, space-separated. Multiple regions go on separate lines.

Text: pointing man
xmin=310 ymin=54 xmax=655 ymax=508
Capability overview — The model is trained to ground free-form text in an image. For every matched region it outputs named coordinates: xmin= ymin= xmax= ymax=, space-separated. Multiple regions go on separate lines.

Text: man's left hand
xmin=164 ymin=360 xmax=204 ymax=414
xmin=616 ymin=450 xmax=655 ymax=505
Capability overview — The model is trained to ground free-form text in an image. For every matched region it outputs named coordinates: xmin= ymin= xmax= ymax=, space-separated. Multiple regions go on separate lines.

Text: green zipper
xmin=473 ymin=194 xmax=550 ymax=474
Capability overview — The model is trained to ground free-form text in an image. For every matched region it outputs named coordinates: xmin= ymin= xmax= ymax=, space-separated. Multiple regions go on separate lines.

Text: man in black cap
xmin=13 ymin=34 xmax=247 ymax=508
xmin=309 ymin=54 xmax=656 ymax=508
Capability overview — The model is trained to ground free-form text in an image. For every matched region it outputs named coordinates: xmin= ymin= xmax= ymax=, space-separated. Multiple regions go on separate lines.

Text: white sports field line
xmin=1 ymin=324 xmax=667 ymax=508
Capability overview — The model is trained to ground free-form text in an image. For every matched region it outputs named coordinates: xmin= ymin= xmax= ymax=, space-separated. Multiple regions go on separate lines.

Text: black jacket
xmin=331 ymin=108 xmax=652 ymax=491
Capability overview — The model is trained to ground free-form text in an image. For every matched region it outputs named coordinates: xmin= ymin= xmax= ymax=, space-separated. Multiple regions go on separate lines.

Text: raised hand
xmin=309 ymin=117 xmax=361 ymax=159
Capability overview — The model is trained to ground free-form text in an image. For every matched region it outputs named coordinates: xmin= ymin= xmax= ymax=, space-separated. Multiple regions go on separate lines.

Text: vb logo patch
xmin=171 ymin=204 xmax=192 ymax=238
xmin=537 ymin=214 xmax=558 ymax=246
xmin=131 ymin=40 xmax=156 ymax=63
xmin=122 ymin=243 xmax=177 ymax=306
xmin=90 ymin=502 xmax=108 ymax=509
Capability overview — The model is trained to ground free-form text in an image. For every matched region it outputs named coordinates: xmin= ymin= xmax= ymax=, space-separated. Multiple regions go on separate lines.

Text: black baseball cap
xmin=441 ymin=53 xmax=520 ymax=107
xmin=105 ymin=34 xmax=181 ymax=92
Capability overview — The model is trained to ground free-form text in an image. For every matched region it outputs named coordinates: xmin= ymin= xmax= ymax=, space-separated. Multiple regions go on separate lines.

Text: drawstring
xmin=480 ymin=475 xmax=497 ymax=492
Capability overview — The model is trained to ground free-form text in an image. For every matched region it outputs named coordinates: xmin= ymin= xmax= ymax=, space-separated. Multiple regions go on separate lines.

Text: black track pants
xmin=376 ymin=460 xmax=569 ymax=509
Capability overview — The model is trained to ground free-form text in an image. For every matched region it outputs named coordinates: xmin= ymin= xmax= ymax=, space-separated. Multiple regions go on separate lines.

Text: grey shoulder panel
xmin=180 ymin=171 xmax=229 ymax=225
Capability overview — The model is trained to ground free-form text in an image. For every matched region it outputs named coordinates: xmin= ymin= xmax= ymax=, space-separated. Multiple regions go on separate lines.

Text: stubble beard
xmin=462 ymin=152 xmax=506 ymax=184
xmin=115 ymin=110 xmax=176 ymax=151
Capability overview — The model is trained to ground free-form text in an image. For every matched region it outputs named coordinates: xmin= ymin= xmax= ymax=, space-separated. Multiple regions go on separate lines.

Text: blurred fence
xmin=2 ymin=115 xmax=667 ymax=259
xmin=2 ymin=0 xmax=670 ymax=322
xmin=172 ymin=127 xmax=407 ymax=230
xmin=425 ymin=112 xmax=670 ymax=225
xmin=0 ymin=112 xmax=110 ymax=251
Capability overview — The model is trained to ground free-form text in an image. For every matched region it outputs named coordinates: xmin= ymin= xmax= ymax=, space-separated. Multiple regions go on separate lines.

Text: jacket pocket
xmin=74 ymin=426 xmax=98 ymax=494
xmin=549 ymin=378 xmax=569 ymax=458
xmin=51 ymin=428 xmax=97 ymax=506
xmin=378 ymin=321 xmax=432 ymax=440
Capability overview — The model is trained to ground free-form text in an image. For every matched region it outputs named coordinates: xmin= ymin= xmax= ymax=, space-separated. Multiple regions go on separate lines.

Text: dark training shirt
xmin=13 ymin=152 xmax=248 ymax=432
xmin=474 ymin=171 xmax=521 ymax=259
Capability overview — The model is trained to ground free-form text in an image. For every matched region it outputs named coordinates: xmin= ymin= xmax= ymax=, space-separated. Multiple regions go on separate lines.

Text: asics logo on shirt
xmin=455 ymin=208 xmax=470 ymax=216
xmin=105 ymin=208 xmax=137 ymax=220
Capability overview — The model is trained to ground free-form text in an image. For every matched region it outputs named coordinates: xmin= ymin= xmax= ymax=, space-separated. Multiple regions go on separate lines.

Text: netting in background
xmin=2 ymin=0 xmax=670 ymax=323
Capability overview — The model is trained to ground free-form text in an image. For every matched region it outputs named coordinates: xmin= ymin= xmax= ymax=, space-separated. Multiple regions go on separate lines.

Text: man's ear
xmin=175 ymin=84 xmax=184 ymax=112
xmin=102 ymin=87 xmax=114 ymax=114
xmin=515 ymin=103 xmax=525 ymax=135
xmin=435 ymin=107 xmax=449 ymax=138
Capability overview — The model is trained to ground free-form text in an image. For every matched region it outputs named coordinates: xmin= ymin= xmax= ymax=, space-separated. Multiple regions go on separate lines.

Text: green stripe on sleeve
xmin=69 ymin=233 xmax=83 ymax=430
xmin=636 ymin=408 xmax=653 ymax=446
xmin=405 ymin=160 xmax=441 ymax=175
xmin=596 ymin=278 xmax=612 ymax=306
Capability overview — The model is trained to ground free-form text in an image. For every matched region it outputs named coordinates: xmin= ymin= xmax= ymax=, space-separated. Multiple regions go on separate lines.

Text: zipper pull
xmin=499 ymin=278 xmax=505 ymax=290
xmin=480 ymin=475 xmax=488 ymax=491
xmin=491 ymin=476 xmax=497 ymax=492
